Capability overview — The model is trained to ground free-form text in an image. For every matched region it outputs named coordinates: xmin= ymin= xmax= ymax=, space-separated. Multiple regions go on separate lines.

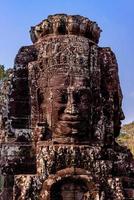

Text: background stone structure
xmin=0 ymin=14 xmax=134 ymax=199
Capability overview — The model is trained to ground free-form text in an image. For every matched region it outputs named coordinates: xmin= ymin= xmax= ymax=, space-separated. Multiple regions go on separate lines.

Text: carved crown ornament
xmin=30 ymin=14 xmax=102 ymax=44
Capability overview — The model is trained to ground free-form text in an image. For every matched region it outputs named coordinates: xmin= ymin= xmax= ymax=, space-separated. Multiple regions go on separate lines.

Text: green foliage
xmin=0 ymin=65 xmax=8 ymax=81
xmin=0 ymin=175 xmax=4 ymax=192
xmin=118 ymin=122 xmax=134 ymax=156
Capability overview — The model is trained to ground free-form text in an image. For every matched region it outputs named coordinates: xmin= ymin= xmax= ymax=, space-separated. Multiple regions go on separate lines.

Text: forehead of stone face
xmin=48 ymin=73 xmax=90 ymax=88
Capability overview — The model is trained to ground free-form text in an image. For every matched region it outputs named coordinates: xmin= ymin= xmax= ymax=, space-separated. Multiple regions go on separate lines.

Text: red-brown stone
xmin=0 ymin=14 xmax=133 ymax=200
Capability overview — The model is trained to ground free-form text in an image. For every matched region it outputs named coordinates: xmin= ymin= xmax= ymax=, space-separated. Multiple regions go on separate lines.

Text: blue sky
xmin=0 ymin=0 xmax=134 ymax=124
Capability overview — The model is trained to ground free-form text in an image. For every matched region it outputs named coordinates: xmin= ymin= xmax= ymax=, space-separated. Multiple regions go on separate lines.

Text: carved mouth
xmin=55 ymin=119 xmax=88 ymax=136
xmin=59 ymin=114 xmax=81 ymax=122
xmin=60 ymin=120 xmax=81 ymax=125
xmin=59 ymin=120 xmax=81 ymax=130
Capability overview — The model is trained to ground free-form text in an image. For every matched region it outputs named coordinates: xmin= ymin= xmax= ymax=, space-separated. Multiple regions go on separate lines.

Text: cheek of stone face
xmin=45 ymin=89 xmax=67 ymax=129
xmin=52 ymin=90 xmax=67 ymax=128
xmin=78 ymin=91 xmax=91 ymax=118
xmin=52 ymin=104 xmax=65 ymax=130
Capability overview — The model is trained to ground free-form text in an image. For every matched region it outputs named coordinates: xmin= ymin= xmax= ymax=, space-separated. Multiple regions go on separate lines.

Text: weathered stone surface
xmin=0 ymin=14 xmax=134 ymax=200
xmin=30 ymin=14 xmax=102 ymax=44
xmin=0 ymin=69 xmax=13 ymax=142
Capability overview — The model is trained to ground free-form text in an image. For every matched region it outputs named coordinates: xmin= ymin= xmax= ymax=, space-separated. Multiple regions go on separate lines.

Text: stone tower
xmin=0 ymin=14 xmax=134 ymax=200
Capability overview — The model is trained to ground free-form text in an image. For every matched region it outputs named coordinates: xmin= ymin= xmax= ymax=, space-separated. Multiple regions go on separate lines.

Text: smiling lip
xmin=59 ymin=120 xmax=81 ymax=125
xmin=59 ymin=114 xmax=81 ymax=122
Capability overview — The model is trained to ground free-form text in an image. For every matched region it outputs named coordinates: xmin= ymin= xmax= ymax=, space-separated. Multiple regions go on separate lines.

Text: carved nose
xmin=64 ymin=90 xmax=79 ymax=114
xmin=64 ymin=102 xmax=79 ymax=114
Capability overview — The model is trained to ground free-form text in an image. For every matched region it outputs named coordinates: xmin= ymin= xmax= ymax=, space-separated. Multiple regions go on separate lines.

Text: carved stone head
xmin=28 ymin=14 xmax=124 ymax=144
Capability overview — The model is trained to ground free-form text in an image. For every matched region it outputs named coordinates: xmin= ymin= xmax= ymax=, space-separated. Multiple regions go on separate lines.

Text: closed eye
xmin=53 ymin=89 xmax=68 ymax=104
xmin=55 ymin=93 xmax=68 ymax=104
xmin=61 ymin=93 xmax=68 ymax=103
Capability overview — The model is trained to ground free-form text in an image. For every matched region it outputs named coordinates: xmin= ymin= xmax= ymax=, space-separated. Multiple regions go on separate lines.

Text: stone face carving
xmin=0 ymin=14 xmax=134 ymax=200
xmin=44 ymin=74 xmax=91 ymax=140
xmin=28 ymin=34 xmax=123 ymax=144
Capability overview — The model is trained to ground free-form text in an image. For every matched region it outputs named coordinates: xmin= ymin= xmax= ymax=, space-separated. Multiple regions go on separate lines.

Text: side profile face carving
xmin=44 ymin=73 xmax=91 ymax=140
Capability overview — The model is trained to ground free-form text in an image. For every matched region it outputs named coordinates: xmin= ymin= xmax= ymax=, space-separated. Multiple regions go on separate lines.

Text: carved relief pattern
xmin=0 ymin=14 xmax=133 ymax=200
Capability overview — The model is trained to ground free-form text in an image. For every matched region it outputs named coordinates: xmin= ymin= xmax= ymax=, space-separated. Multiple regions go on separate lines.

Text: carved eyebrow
xmin=68 ymin=86 xmax=90 ymax=90
xmin=74 ymin=88 xmax=91 ymax=94
xmin=51 ymin=88 xmax=67 ymax=93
